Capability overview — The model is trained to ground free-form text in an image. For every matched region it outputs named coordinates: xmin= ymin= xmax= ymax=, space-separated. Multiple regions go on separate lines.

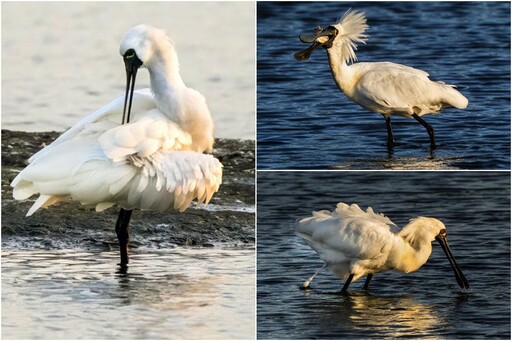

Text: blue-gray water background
xmin=2 ymin=2 xmax=255 ymax=139
xmin=257 ymin=2 xmax=510 ymax=170
xmin=257 ymin=171 xmax=510 ymax=339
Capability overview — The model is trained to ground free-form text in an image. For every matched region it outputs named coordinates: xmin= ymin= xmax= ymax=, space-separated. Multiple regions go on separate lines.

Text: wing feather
xmin=353 ymin=62 xmax=466 ymax=115
xmin=28 ymin=89 xmax=155 ymax=164
xmin=296 ymin=203 xmax=398 ymax=265
xmin=98 ymin=110 xmax=193 ymax=161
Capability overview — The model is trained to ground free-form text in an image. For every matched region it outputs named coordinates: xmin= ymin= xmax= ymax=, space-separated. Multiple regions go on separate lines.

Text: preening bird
xmin=11 ymin=25 xmax=223 ymax=269
xmin=295 ymin=203 xmax=469 ymax=293
xmin=294 ymin=10 xmax=468 ymax=149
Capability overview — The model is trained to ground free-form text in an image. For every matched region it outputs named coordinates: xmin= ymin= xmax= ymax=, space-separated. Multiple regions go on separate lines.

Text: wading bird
xmin=294 ymin=10 xmax=468 ymax=150
xmin=295 ymin=203 xmax=469 ymax=293
xmin=11 ymin=25 xmax=223 ymax=269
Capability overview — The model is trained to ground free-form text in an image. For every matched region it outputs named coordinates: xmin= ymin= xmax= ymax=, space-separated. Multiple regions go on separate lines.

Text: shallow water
xmin=257 ymin=171 xmax=510 ymax=339
xmin=257 ymin=2 xmax=510 ymax=169
xmin=2 ymin=247 xmax=255 ymax=339
xmin=2 ymin=2 xmax=255 ymax=139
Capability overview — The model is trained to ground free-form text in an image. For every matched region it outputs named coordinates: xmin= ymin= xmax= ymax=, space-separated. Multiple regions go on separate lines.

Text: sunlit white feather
xmin=321 ymin=10 xmax=469 ymax=118
xmin=296 ymin=203 xmax=446 ymax=281
xmin=11 ymin=24 xmax=222 ymax=217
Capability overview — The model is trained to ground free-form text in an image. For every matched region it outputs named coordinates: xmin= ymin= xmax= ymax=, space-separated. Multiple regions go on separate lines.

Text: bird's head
xmin=118 ymin=25 xmax=176 ymax=125
xmin=294 ymin=9 xmax=368 ymax=63
xmin=404 ymin=217 xmax=469 ymax=290
xmin=400 ymin=217 xmax=446 ymax=250
xmin=120 ymin=24 xmax=173 ymax=69
xmin=416 ymin=217 xmax=447 ymax=240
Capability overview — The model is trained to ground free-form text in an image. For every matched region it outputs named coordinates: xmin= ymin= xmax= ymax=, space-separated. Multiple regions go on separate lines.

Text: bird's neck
xmin=148 ymin=50 xmax=186 ymax=122
xmin=146 ymin=49 xmax=214 ymax=153
xmin=390 ymin=223 xmax=434 ymax=273
xmin=325 ymin=47 xmax=356 ymax=96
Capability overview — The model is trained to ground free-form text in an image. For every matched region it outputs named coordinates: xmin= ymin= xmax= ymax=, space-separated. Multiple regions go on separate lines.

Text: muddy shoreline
xmin=2 ymin=130 xmax=255 ymax=249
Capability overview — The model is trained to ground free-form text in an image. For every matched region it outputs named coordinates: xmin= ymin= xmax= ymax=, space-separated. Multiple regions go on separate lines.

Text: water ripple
xmin=2 ymin=248 xmax=255 ymax=339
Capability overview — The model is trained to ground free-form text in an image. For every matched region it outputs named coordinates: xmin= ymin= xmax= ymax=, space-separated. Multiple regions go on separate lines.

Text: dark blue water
xmin=257 ymin=172 xmax=510 ymax=339
xmin=257 ymin=2 xmax=510 ymax=170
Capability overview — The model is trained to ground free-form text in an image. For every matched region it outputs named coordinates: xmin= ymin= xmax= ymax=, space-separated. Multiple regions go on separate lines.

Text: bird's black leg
xmin=363 ymin=274 xmax=373 ymax=291
xmin=341 ymin=274 xmax=354 ymax=293
xmin=384 ymin=115 xmax=395 ymax=149
xmin=412 ymin=114 xmax=436 ymax=149
xmin=115 ymin=208 xmax=133 ymax=269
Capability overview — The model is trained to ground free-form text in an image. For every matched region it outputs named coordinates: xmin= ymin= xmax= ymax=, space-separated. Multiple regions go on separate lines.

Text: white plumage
xmin=295 ymin=10 xmax=468 ymax=148
xmin=11 ymin=25 xmax=222 ymax=217
xmin=295 ymin=203 xmax=469 ymax=292
xmin=348 ymin=62 xmax=468 ymax=117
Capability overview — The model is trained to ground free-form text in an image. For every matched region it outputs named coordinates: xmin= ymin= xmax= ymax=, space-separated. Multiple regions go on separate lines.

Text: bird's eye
xmin=125 ymin=49 xmax=136 ymax=58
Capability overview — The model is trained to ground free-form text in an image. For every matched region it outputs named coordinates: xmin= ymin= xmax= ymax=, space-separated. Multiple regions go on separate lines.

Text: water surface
xmin=257 ymin=2 xmax=510 ymax=169
xmin=257 ymin=171 xmax=510 ymax=339
xmin=2 ymin=2 xmax=255 ymax=139
xmin=2 ymin=247 xmax=255 ymax=339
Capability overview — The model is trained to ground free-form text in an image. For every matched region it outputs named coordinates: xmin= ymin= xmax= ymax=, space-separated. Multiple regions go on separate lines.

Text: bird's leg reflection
xmin=114 ymin=269 xmax=133 ymax=305
xmin=427 ymin=146 xmax=437 ymax=159
xmin=452 ymin=291 xmax=471 ymax=312
xmin=116 ymin=265 xmax=130 ymax=278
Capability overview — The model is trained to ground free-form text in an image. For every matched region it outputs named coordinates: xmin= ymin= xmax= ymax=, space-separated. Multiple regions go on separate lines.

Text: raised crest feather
xmin=333 ymin=9 xmax=369 ymax=64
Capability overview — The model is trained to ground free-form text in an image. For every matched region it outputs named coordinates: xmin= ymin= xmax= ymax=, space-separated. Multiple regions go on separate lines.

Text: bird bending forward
xmin=11 ymin=25 xmax=223 ymax=268
xmin=295 ymin=10 xmax=468 ymax=149
xmin=295 ymin=203 xmax=469 ymax=293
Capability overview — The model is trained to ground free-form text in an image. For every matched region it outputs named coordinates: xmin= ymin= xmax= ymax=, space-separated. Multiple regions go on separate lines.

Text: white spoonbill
xmin=295 ymin=203 xmax=469 ymax=293
xmin=11 ymin=25 xmax=223 ymax=269
xmin=294 ymin=10 xmax=468 ymax=149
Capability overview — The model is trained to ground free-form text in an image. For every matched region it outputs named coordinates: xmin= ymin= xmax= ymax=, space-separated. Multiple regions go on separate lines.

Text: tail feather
xmin=26 ymin=194 xmax=68 ymax=216
xmin=12 ymin=179 xmax=38 ymax=200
